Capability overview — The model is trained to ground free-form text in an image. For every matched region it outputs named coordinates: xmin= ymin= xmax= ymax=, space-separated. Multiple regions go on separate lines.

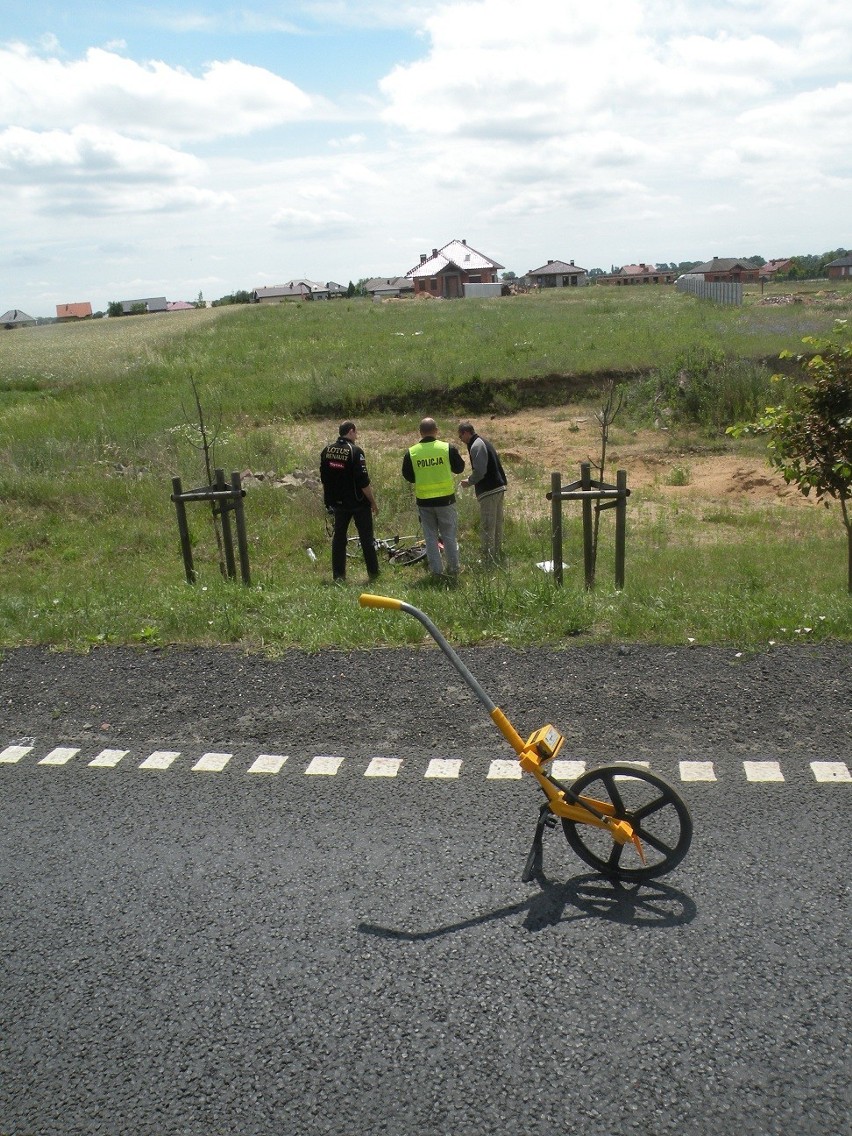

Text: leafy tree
xmin=107 ymin=300 xmax=123 ymax=317
xmin=212 ymin=290 xmax=251 ymax=306
xmin=728 ymin=321 xmax=852 ymax=591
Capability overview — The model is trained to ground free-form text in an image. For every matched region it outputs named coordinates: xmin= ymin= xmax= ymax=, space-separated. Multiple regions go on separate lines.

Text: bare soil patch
xmin=427 ymin=409 xmax=809 ymax=507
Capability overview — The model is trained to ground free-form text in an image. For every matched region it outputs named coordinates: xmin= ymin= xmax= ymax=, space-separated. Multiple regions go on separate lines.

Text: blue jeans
xmin=417 ymin=503 xmax=460 ymax=575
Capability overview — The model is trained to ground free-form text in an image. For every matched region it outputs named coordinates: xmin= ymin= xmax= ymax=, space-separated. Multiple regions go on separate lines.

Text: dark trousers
xmin=331 ymin=505 xmax=379 ymax=580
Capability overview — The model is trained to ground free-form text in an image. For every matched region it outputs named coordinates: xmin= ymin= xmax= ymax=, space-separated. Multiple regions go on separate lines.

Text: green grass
xmin=0 ymin=287 xmax=850 ymax=651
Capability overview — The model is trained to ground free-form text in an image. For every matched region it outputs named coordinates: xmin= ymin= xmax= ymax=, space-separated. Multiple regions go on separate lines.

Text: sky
xmin=1 ymin=0 xmax=850 ymax=316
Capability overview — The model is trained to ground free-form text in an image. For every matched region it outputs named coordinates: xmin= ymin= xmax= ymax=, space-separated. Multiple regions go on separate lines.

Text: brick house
xmin=758 ymin=259 xmax=793 ymax=281
xmin=689 ymin=257 xmax=761 ymax=283
xmin=595 ymin=263 xmax=676 ymax=285
xmin=405 ymin=239 xmax=503 ymax=298
xmin=56 ymin=302 xmax=93 ymax=321
xmin=525 ymin=259 xmax=588 ymax=288
xmin=825 ymin=255 xmax=852 ymax=279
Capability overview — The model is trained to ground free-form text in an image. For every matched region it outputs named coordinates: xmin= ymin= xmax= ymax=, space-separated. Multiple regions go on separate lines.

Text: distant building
xmin=56 ymin=302 xmax=93 ymax=321
xmin=166 ymin=301 xmax=195 ymax=311
xmin=825 ymin=254 xmax=852 ymax=279
xmin=595 ymin=263 xmax=676 ymax=285
xmin=1 ymin=309 xmax=37 ymax=328
xmin=251 ymin=280 xmax=344 ymax=303
xmin=363 ymin=277 xmax=414 ymax=299
xmin=758 ymin=259 xmax=793 ymax=281
xmin=525 ymin=259 xmax=588 ymax=288
xmin=405 ymin=239 xmax=504 ymax=299
xmin=119 ymin=297 xmax=168 ymax=314
xmin=687 ymin=258 xmax=761 ymax=283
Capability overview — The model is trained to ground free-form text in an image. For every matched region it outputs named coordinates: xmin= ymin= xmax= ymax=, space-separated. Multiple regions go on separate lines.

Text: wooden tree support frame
xmin=170 ymin=469 xmax=251 ymax=585
xmin=546 ymin=462 xmax=630 ymax=589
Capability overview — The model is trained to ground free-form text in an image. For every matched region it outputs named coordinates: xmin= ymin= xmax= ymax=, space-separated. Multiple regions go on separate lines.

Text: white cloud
xmin=271 ymin=207 xmax=359 ymax=238
xmin=0 ymin=44 xmax=315 ymax=144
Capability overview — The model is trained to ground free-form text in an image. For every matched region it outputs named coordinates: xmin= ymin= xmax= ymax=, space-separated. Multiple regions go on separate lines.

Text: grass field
xmin=1 ymin=285 xmax=850 ymax=651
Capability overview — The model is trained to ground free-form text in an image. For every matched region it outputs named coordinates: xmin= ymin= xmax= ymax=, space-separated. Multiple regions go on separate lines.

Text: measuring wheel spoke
xmin=633 ymin=825 xmax=675 ymax=858
xmin=599 ymin=769 xmax=626 ymax=815
xmin=562 ymin=764 xmax=693 ymax=883
xmin=632 ymin=793 xmax=669 ymax=821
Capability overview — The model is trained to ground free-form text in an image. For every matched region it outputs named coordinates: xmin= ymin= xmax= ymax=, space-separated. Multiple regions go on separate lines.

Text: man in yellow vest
xmin=402 ymin=417 xmax=466 ymax=576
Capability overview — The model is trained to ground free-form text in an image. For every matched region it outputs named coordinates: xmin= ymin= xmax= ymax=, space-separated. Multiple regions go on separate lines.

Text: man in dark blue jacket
xmin=458 ymin=422 xmax=508 ymax=563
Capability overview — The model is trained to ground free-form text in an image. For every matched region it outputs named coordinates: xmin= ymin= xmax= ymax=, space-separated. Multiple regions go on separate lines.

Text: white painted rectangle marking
xmin=743 ymin=760 xmax=784 ymax=782
xmin=424 ymin=759 xmax=461 ymax=779
xmin=680 ymin=761 xmax=717 ymax=782
xmin=248 ymin=754 xmax=289 ymax=774
xmin=192 ymin=751 xmax=232 ymax=772
xmin=487 ymin=759 xmax=522 ymax=780
xmin=88 ymin=749 xmax=129 ymax=768
xmin=39 ymin=747 xmax=80 ymax=766
xmin=138 ymin=750 xmax=181 ymax=770
xmin=0 ymin=745 xmax=33 ymax=764
xmin=810 ymin=761 xmax=851 ymax=783
xmin=550 ymin=760 xmax=586 ymax=781
xmin=364 ymin=758 xmax=401 ymax=778
xmin=305 ymin=755 xmax=343 ymax=776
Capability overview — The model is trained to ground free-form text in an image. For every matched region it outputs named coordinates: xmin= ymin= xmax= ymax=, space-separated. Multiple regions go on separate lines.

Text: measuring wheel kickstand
xmin=359 ymin=594 xmax=691 ymax=883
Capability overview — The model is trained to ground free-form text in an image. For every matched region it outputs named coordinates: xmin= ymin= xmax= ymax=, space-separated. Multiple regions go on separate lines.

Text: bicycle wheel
xmin=388 ymin=542 xmax=428 ymax=567
xmin=345 ymin=536 xmax=363 ymax=560
xmin=561 ymin=764 xmax=692 ymax=882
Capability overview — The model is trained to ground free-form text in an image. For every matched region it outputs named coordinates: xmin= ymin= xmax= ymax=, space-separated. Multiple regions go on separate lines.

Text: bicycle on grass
xmin=359 ymin=593 xmax=693 ymax=883
xmin=324 ymin=513 xmax=433 ymax=567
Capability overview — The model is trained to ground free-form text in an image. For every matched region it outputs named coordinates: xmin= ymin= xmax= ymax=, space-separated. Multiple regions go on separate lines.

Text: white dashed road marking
xmin=192 ymin=751 xmax=233 ymax=772
xmin=305 ymin=755 xmax=344 ymax=776
xmin=744 ymin=760 xmax=785 ymax=782
xmin=551 ymin=760 xmax=586 ymax=780
xmin=425 ymin=759 xmax=461 ymax=779
xmin=364 ymin=758 xmax=402 ymax=777
xmin=138 ymin=750 xmax=181 ymax=771
xmin=487 ymin=759 xmax=522 ymax=780
xmin=88 ymin=749 xmax=129 ymax=768
xmin=810 ymin=761 xmax=851 ymax=783
xmin=680 ymin=761 xmax=717 ymax=782
xmin=1 ymin=742 xmax=848 ymax=785
xmin=248 ymin=754 xmax=289 ymax=774
xmin=39 ymin=747 xmax=80 ymax=765
xmin=0 ymin=745 xmax=34 ymax=764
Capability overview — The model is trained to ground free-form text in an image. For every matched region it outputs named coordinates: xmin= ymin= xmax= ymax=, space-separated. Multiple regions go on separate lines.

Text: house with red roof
xmin=405 ymin=239 xmax=503 ymax=298
xmin=56 ymin=302 xmax=93 ymax=321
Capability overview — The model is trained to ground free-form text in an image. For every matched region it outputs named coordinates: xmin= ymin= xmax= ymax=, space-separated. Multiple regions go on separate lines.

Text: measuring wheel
xmin=388 ymin=543 xmax=428 ymax=567
xmin=562 ymin=764 xmax=692 ymax=882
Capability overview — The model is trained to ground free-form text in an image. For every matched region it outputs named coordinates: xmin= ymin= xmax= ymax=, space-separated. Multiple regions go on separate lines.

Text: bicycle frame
xmin=359 ymin=593 xmax=643 ymax=857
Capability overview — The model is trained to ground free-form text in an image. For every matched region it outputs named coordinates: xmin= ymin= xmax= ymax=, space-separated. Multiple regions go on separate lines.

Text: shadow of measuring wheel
xmin=523 ymin=873 xmax=696 ymax=932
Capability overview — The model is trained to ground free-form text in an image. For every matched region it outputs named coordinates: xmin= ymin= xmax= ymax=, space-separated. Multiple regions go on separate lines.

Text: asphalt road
xmin=1 ymin=644 xmax=850 ymax=1136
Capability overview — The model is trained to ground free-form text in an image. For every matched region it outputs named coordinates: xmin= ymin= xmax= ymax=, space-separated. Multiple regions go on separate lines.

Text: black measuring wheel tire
xmin=389 ymin=543 xmax=428 ymax=567
xmin=561 ymin=764 xmax=693 ymax=882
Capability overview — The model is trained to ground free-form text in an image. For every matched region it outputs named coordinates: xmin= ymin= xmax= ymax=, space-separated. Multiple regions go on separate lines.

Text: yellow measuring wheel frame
xmin=359 ymin=594 xmax=692 ymax=883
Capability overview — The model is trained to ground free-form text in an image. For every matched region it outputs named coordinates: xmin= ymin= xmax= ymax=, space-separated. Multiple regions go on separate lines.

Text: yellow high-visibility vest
xmin=408 ymin=440 xmax=454 ymax=499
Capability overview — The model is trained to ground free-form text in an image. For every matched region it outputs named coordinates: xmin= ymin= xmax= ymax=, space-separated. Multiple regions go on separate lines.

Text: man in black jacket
xmin=320 ymin=421 xmax=379 ymax=582
xmin=458 ymin=421 xmax=508 ymax=563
